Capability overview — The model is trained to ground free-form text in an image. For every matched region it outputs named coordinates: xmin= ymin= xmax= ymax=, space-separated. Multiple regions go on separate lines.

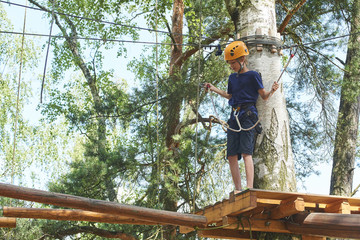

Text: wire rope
xmin=11 ymin=0 xmax=27 ymax=194
xmin=40 ymin=0 xmax=56 ymax=103
xmin=0 ymin=30 xmax=214 ymax=48
xmin=193 ymin=0 xmax=202 ymax=214
xmin=154 ymin=1 xmax=163 ymax=239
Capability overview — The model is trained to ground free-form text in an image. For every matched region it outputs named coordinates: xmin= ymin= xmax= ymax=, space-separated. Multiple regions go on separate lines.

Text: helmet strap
xmin=237 ymin=59 xmax=244 ymax=75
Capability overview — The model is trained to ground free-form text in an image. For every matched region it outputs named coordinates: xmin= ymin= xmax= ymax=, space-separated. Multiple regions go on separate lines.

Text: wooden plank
xmin=220 ymin=216 xmax=290 ymax=233
xmin=251 ymin=188 xmax=360 ymax=207
xmin=325 ymin=200 xmax=351 ymax=214
xmin=0 ymin=183 xmax=207 ymax=228
xmin=3 ymin=207 xmax=161 ymax=225
xmin=270 ymin=197 xmax=304 ymax=219
xmin=0 ymin=217 xmax=16 ymax=228
xmin=198 ymin=229 xmax=256 ymax=239
xmin=202 ymin=191 xmax=257 ymax=224
xmin=302 ymin=236 xmax=326 ymax=240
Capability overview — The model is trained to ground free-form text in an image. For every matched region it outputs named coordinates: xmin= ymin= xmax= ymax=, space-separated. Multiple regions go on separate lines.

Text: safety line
xmin=281 ymin=31 xmax=360 ymax=49
xmin=193 ymin=0 xmax=202 ymax=214
xmin=11 ymin=0 xmax=27 ymax=192
xmin=40 ymin=0 xmax=56 ymax=103
xmin=0 ymin=30 xmax=215 ymax=48
xmin=3 ymin=1 xmax=360 ymax=50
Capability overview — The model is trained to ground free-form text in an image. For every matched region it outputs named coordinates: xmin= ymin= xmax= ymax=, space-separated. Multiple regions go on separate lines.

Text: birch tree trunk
xmin=330 ymin=0 xmax=360 ymax=197
xmin=226 ymin=0 xmax=297 ymax=191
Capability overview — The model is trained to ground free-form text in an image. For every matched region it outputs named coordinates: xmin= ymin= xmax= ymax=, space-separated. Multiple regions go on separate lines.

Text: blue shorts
xmin=227 ymin=114 xmax=256 ymax=160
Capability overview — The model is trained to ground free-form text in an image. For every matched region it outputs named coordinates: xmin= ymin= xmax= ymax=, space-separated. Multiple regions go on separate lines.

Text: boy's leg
xmin=242 ymin=153 xmax=254 ymax=188
xmin=228 ymin=155 xmax=242 ymax=191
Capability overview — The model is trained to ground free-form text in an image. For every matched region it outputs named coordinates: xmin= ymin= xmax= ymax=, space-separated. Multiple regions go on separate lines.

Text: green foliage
xmin=3 ymin=0 xmax=360 ymax=239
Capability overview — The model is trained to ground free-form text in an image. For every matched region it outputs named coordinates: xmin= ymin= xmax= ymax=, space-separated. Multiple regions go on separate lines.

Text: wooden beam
xmin=286 ymin=212 xmax=360 ymax=238
xmin=270 ymin=197 xmax=305 ymax=219
xmin=286 ymin=222 xmax=360 ymax=239
xmin=3 ymin=207 xmax=161 ymax=225
xmin=198 ymin=229 xmax=257 ymax=239
xmin=0 ymin=217 xmax=16 ymax=228
xmin=0 ymin=183 xmax=207 ymax=228
xmin=219 ymin=216 xmax=291 ymax=233
xmin=325 ymin=200 xmax=351 ymax=214
xmin=202 ymin=191 xmax=257 ymax=224
xmin=302 ymin=236 xmax=326 ymax=240
xmin=292 ymin=212 xmax=360 ymax=230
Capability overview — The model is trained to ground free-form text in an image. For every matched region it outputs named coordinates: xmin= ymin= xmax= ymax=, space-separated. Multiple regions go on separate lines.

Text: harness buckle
xmin=232 ymin=106 xmax=241 ymax=112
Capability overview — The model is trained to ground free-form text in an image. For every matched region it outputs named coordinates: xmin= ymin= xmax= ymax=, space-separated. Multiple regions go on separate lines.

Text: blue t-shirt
xmin=227 ymin=71 xmax=264 ymax=118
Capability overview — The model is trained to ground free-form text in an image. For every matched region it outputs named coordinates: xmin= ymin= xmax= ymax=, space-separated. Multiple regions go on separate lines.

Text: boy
xmin=205 ymin=41 xmax=279 ymax=193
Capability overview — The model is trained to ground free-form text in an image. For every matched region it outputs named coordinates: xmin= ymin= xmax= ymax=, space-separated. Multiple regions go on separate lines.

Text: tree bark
xmin=330 ymin=0 xmax=360 ymax=197
xmin=162 ymin=1 xmax=184 ymax=239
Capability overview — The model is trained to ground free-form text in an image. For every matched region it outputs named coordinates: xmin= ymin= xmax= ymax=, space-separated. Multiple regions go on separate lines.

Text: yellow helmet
xmin=224 ymin=41 xmax=249 ymax=61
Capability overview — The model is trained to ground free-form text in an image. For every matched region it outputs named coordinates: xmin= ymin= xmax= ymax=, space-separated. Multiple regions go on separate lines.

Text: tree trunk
xmin=225 ymin=0 xmax=297 ymax=238
xmin=225 ymin=0 xmax=296 ymax=192
xmin=330 ymin=0 xmax=360 ymax=197
xmin=162 ymin=0 xmax=184 ymax=239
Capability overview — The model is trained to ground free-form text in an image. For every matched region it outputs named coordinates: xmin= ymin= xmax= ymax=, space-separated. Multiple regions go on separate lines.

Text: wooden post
xmin=0 ymin=217 xmax=16 ymax=228
xmin=3 ymin=207 xmax=162 ymax=225
xmin=0 ymin=183 xmax=207 ymax=228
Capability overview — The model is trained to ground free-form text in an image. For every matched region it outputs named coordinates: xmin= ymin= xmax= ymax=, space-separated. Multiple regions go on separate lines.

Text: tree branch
xmin=173 ymin=26 xmax=232 ymax=67
xmin=278 ymin=0 xmax=307 ymax=34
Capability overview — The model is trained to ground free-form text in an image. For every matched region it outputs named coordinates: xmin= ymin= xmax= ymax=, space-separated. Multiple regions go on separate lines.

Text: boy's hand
xmin=271 ymin=82 xmax=279 ymax=93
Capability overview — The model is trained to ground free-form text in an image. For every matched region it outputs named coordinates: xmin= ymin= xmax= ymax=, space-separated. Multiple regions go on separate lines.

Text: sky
xmin=1 ymin=0 xmax=359 ymax=198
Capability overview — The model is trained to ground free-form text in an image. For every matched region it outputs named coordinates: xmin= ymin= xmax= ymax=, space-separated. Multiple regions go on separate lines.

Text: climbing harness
xmin=207 ymin=89 xmax=260 ymax=133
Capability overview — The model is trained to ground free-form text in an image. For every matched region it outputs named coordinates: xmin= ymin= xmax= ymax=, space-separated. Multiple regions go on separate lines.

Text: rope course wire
xmin=0 ymin=30 xmax=217 ymax=48
xmin=4 ymin=0 xmax=360 ymax=51
xmin=2 ymin=29 xmax=360 ymax=53
xmin=193 ymin=0 xmax=202 ymax=215
xmin=40 ymin=0 xmax=56 ymax=103
xmin=154 ymin=1 xmax=164 ymax=238
xmin=11 ymin=0 xmax=28 ymax=189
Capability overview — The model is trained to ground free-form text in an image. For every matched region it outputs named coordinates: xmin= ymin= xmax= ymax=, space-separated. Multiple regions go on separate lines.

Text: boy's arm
xmin=258 ymin=81 xmax=279 ymax=101
xmin=205 ymin=83 xmax=232 ymax=99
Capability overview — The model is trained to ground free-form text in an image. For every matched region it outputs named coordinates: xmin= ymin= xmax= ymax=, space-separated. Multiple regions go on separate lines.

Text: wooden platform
xmin=180 ymin=188 xmax=360 ymax=239
xmin=0 ymin=183 xmax=360 ymax=239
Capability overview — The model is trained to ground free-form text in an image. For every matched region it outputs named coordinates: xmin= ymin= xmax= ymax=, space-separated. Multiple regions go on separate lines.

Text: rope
xmin=194 ymin=214 xmax=253 ymax=240
xmin=40 ymin=0 xmax=56 ymax=103
xmin=154 ymin=2 xmax=163 ymax=238
xmin=208 ymin=92 xmax=260 ymax=133
xmin=0 ymin=30 xmax=211 ymax=48
xmin=193 ymin=0 xmax=202 ymax=214
xmin=11 ymin=0 xmax=28 ymax=187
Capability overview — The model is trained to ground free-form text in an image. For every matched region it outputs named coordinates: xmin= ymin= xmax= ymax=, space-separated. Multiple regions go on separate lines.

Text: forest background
xmin=0 ymin=0 xmax=359 ymax=239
